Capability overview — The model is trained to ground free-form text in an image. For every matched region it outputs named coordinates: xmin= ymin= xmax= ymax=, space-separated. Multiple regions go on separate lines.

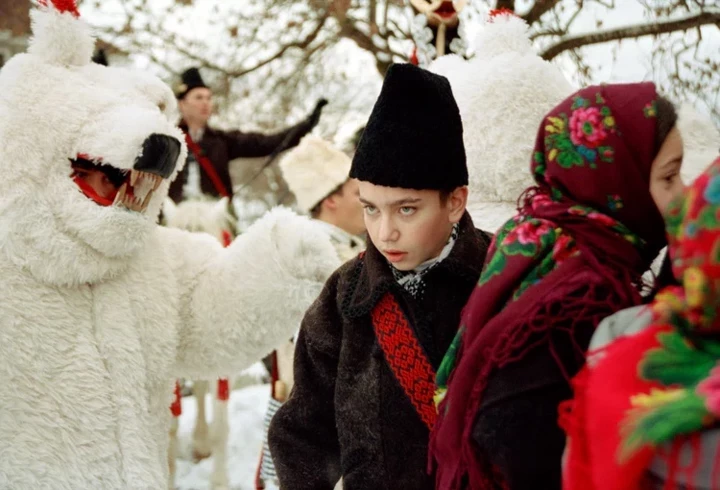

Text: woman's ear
xmin=448 ymin=186 xmax=469 ymax=223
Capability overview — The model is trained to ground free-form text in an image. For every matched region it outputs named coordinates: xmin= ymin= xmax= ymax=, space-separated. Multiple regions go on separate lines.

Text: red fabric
xmin=565 ymin=157 xmax=720 ymax=489
xmin=73 ymin=176 xmax=115 ymax=207
xmin=217 ymin=378 xmax=230 ymax=401
xmin=221 ymin=230 xmax=233 ymax=248
xmin=372 ymin=293 xmax=437 ymax=429
xmin=430 ymin=83 xmax=666 ymax=489
xmin=40 ymin=0 xmax=80 ymax=17
xmin=410 ymin=47 xmax=419 ymax=66
xmin=184 ymin=132 xmax=230 ymax=198
xmin=563 ymin=326 xmax=665 ymax=490
xmin=170 ymin=381 xmax=183 ymax=417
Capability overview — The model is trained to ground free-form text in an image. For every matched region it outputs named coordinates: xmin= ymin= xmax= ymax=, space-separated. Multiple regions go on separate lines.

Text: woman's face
xmin=649 ymin=126 xmax=685 ymax=215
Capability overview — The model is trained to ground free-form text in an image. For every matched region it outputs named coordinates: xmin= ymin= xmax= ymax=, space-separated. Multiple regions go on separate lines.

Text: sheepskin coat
xmin=0 ymin=5 xmax=340 ymax=489
xmin=269 ymin=213 xmax=491 ymax=490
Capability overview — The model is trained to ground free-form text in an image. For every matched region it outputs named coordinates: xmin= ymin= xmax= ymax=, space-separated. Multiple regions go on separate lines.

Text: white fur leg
xmin=191 ymin=380 xmax=212 ymax=462
xmin=209 ymin=391 xmax=230 ymax=490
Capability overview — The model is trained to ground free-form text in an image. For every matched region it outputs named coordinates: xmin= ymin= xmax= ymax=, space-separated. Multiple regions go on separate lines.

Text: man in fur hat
xmin=171 ymin=67 xmax=328 ymax=203
xmin=268 ymin=63 xmax=493 ymax=490
xmin=256 ymin=135 xmax=366 ymax=488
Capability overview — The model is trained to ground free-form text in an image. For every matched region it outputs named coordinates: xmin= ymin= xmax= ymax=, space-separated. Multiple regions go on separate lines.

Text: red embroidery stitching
xmin=372 ymin=293 xmax=437 ymax=429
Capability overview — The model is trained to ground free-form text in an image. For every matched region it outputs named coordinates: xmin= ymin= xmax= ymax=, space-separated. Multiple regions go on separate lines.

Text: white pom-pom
xmin=473 ymin=15 xmax=533 ymax=61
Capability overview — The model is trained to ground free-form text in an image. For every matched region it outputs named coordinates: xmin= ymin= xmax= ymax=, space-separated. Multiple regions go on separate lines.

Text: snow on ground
xmin=174 ymin=384 xmax=279 ymax=490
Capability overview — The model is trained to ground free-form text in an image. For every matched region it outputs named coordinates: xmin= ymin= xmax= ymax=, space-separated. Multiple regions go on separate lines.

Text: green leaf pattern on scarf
xmin=621 ymin=160 xmax=720 ymax=459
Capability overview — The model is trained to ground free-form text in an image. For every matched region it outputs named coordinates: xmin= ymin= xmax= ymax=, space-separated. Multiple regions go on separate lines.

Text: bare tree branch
xmin=541 ymin=10 xmax=720 ymax=60
xmin=522 ymin=0 xmax=561 ymax=25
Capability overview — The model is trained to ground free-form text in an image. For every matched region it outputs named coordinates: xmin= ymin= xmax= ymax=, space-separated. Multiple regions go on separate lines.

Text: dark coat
xmin=169 ymin=118 xmax=314 ymax=203
xmin=269 ymin=213 xmax=492 ymax=490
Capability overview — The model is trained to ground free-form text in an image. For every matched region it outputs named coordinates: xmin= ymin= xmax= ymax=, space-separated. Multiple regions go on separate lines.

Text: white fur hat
xmin=676 ymin=104 xmax=720 ymax=184
xmin=430 ymin=13 xmax=575 ymax=233
xmin=279 ymin=135 xmax=352 ymax=213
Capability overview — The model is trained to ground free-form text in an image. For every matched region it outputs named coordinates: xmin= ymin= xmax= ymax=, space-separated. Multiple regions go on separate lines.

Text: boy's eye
xmin=363 ymin=206 xmax=378 ymax=216
xmin=399 ymin=207 xmax=416 ymax=216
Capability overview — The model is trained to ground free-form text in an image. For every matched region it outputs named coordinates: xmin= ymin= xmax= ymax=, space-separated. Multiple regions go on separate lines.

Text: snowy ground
xmin=174 ymin=383 xmax=279 ymax=490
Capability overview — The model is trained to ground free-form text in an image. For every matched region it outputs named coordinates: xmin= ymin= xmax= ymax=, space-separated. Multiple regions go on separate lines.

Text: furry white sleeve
xmin=163 ymin=207 xmax=341 ymax=380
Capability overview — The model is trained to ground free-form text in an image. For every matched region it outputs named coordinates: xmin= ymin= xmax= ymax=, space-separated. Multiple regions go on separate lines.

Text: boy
xmin=268 ymin=63 xmax=492 ymax=489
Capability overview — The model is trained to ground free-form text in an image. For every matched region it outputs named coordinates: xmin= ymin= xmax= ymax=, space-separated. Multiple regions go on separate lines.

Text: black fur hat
xmin=175 ymin=67 xmax=209 ymax=100
xmin=350 ymin=63 xmax=467 ymax=191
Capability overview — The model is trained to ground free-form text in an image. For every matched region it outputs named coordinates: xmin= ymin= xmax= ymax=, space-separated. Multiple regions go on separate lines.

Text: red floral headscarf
xmin=430 ymin=83 xmax=669 ymax=489
xmin=564 ymin=156 xmax=720 ymax=490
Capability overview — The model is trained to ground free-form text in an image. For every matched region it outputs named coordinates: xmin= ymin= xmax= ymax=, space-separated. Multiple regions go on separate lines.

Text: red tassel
xmin=39 ymin=0 xmax=80 ymax=17
xmin=221 ymin=230 xmax=233 ymax=248
xmin=217 ymin=378 xmax=230 ymax=401
xmin=409 ymin=47 xmax=419 ymax=66
xmin=170 ymin=381 xmax=182 ymax=417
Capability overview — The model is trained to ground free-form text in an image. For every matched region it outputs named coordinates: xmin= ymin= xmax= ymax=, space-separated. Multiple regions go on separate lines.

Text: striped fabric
xmin=259 ymin=397 xmax=284 ymax=482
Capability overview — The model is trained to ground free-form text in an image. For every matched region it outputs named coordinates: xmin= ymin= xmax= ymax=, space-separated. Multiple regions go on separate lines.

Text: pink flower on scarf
xmin=697 ymin=365 xmax=720 ymax=416
xmin=569 ymin=107 xmax=607 ymax=149
xmin=531 ymin=193 xmax=555 ymax=212
xmin=504 ymin=220 xmax=553 ymax=247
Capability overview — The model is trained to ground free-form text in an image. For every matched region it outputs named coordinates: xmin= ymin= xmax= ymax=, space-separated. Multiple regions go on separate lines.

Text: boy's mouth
xmin=384 ymin=250 xmax=408 ymax=263
xmin=70 ymin=155 xmax=163 ymax=213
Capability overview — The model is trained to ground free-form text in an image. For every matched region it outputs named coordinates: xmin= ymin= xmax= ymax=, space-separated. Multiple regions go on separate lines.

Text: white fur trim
xmin=279 ymin=135 xmax=351 ymax=212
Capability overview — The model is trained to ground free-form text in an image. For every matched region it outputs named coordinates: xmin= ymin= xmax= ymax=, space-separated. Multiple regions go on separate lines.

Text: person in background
xmin=171 ymin=67 xmax=327 ymax=203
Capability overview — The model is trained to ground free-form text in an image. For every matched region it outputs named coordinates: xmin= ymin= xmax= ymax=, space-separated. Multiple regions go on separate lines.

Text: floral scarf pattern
xmin=621 ymin=157 xmax=720 ymax=457
xmin=562 ymin=157 xmax=720 ymax=490
xmin=430 ymin=83 xmax=668 ymax=490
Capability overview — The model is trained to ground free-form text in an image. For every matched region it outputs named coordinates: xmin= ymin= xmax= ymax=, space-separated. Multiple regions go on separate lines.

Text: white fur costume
xmin=0 ymin=3 xmax=339 ymax=489
xmin=430 ymin=13 xmax=719 ymax=234
xmin=430 ymin=13 xmax=574 ymax=233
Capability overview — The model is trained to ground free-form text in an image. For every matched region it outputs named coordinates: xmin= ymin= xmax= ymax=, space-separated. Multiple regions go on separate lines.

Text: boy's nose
xmin=378 ymin=218 xmax=398 ymax=242
xmin=133 ymin=133 xmax=181 ymax=179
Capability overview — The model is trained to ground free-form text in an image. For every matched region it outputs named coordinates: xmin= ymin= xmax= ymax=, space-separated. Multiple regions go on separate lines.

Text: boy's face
xmin=70 ymin=163 xmax=122 ymax=203
xmin=358 ymin=182 xmax=468 ymax=271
